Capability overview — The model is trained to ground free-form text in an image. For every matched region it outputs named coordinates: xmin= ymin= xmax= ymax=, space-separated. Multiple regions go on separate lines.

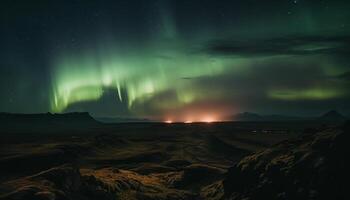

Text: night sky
xmin=1 ymin=0 xmax=350 ymax=121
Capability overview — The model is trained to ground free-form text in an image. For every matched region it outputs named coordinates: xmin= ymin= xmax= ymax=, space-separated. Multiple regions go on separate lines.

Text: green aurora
xmin=1 ymin=0 xmax=350 ymax=120
xmin=50 ymin=41 xmax=228 ymax=113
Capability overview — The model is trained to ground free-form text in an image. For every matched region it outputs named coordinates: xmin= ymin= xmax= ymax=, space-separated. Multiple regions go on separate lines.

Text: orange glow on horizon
xmin=201 ymin=115 xmax=216 ymax=123
xmin=202 ymin=119 xmax=214 ymax=123
xmin=163 ymin=113 xmax=223 ymax=124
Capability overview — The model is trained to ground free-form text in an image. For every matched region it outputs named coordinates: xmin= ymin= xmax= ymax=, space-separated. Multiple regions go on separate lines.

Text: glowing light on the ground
xmin=165 ymin=120 xmax=173 ymax=124
xmin=184 ymin=120 xmax=193 ymax=124
xmin=201 ymin=115 xmax=216 ymax=123
xmin=203 ymin=118 xmax=214 ymax=123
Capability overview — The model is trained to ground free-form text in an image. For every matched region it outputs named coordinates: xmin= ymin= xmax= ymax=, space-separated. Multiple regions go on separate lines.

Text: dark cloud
xmin=181 ymin=57 xmax=350 ymax=115
xmin=204 ymin=36 xmax=350 ymax=57
xmin=191 ymin=58 xmax=327 ymax=90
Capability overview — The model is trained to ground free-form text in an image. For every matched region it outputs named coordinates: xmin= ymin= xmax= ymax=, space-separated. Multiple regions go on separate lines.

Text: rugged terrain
xmin=214 ymin=122 xmax=348 ymax=200
xmin=0 ymin=115 xmax=347 ymax=199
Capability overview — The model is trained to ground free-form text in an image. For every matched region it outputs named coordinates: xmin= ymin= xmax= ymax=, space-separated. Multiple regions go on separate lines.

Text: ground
xmin=0 ymin=121 xmax=345 ymax=199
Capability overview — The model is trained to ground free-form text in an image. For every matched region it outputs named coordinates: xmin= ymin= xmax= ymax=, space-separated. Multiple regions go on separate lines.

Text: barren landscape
xmin=0 ymin=113 xmax=347 ymax=199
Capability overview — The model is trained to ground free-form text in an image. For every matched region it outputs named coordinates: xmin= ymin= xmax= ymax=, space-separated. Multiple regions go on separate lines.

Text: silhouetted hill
xmin=231 ymin=112 xmax=302 ymax=121
xmin=0 ymin=112 xmax=101 ymax=132
xmin=231 ymin=111 xmax=348 ymax=122
xmin=318 ymin=110 xmax=347 ymax=121
xmin=0 ymin=112 xmax=98 ymax=124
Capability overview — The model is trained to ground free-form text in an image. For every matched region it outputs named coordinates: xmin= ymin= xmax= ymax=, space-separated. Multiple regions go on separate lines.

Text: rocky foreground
xmin=205 ymin=123 xmax=348 ymax=200
xmin=0 ymin=122 xmax=348 ymax=200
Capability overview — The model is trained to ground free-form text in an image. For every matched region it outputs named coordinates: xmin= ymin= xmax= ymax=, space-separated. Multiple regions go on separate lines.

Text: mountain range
xmin=0 ymin=110 xmax=347 ymax=127
xmin=230 ymin=110 xmax=348 ymax=122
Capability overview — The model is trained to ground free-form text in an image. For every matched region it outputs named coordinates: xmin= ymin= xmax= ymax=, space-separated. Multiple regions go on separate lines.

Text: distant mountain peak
xmin=322 ymin=110 xmax=341 ymax=116
xmin=319 ymin=110 xmax=347 ymax=121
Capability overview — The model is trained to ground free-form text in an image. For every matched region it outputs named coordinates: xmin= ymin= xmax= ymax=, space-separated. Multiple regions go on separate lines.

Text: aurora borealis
xmin=1 ymin=0 xmax=350 ymax=121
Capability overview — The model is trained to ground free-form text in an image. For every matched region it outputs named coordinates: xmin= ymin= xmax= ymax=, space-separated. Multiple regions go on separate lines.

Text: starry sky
xmin=0 ymin=0 xmax=350 ymax=121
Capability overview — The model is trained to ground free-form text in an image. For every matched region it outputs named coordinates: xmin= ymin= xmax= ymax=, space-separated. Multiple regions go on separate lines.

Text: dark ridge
xmin=0 ymin=112 xmax=97 ymax=123
xmin=230 ymin=112 xmax=303 ymax=121
xmin=318 ymin=110 xmax=347 ymax=121
xmin=230 ymin=111 xmax=348 ymax=122
xmin=0 ymin=112 xmax=101 ymax=133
